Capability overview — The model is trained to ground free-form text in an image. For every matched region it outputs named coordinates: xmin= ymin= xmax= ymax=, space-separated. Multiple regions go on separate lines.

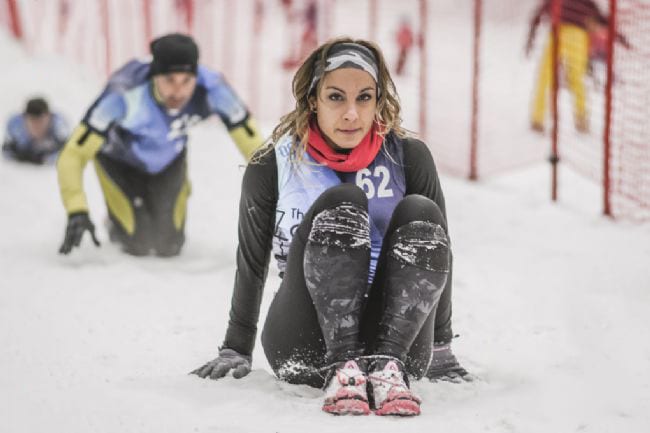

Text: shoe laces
xmin=369 ymin=360 xmax=407 ymax=388
xmin=335 ymin=360 xmax=367 ymax=386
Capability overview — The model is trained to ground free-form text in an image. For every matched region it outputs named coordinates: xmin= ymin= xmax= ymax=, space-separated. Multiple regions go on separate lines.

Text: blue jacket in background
xmin=3 ymin=112 xmax=69 ymax=164
xmin=83 ymin=60 xmax=251 ymax=174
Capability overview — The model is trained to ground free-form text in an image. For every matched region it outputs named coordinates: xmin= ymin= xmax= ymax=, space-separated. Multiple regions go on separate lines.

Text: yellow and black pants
xmin=532 ymin=24 xmax=589 ymax=128
xmin=94 ymin=151 xmax=191 ymax=257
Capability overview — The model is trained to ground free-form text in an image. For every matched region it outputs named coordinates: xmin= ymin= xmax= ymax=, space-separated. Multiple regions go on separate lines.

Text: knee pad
xmin=308 ymin=203 xmax=370 ymax=249
xmin=389 ymin=221 xmax=449 ymax=273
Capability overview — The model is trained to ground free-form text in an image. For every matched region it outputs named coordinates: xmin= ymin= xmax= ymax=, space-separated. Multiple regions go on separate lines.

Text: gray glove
xmin=191 ymin=348 xmax=252 ymax=380
xmin=425 ymin=342 xmax=473 ymax=383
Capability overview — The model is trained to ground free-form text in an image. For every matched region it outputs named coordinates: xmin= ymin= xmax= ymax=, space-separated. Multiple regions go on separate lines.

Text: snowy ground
xmin=2 ymin=31 xmax=650 ymax=433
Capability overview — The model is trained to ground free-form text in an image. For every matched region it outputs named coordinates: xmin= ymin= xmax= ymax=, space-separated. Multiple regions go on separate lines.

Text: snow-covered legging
xmin=261 ymin=184 xmax=451 ymax=388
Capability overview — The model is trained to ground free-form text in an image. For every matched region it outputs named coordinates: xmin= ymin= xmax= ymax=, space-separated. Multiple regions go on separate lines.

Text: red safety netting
xmin=3 ymin=0 xmax=648 ymax=219
xmin=608 ymin=0 xmax=650 ymax=220
xmin=422 ymin=2 xmax=473 ymax=177
xmin=475 ymin=0 xmax=549 ymax=178
xmin=541 ymin=0 xmax=650 ymax=220
xmin=553 ymin=0 xmax=609 ymax=183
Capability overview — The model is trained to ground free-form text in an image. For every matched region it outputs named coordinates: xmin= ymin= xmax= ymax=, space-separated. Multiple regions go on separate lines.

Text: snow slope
xmin=1 ymin=31 xmax=650 ymax=433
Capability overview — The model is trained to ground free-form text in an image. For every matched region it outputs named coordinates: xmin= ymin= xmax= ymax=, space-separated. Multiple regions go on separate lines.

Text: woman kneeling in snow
xmin=192 ymin=37 xmax=468 ymax=416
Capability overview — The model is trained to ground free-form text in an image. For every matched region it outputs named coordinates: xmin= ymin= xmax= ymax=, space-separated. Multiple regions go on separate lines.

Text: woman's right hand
xmin=191 ymin=348 xmax=252 ymax=380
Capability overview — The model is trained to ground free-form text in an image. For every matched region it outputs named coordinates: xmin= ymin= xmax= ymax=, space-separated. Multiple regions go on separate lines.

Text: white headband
xmin=308 ymin=43 xmax=380 ymax=96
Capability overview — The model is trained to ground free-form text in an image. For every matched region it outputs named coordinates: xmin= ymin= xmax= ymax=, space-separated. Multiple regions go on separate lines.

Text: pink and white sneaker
xmin=322 ymin=360 xmax=370 ymax=415
xmin=368 ymin=359 xmax=421 ymax=416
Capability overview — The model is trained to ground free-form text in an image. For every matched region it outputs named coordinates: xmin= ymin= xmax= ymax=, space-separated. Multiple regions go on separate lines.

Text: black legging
xmin=261 ymin=184 xmax=450 ymax=388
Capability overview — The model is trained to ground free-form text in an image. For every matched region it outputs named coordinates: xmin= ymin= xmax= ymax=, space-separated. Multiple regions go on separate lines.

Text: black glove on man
xmin=3 ymin=141 xmax=45 ymax=164
xmin=191 ymin=348 xmax=252 ymax=380
xmin=59 ymin=212 xmax=101 ymax=254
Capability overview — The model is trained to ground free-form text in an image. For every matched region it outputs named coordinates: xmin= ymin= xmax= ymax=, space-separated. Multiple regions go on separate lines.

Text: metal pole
xmin=418 ymin=0 xmax=428 ymax=141
xmin=142 ymin=0 xmax=152 ymax=50
xmin=250 ymin=0 xmax=263 ymax=117
xmin=101 ymin=0 xmax=112 ymax=77
xmin=550 ymin=0 xmax=560 ymax=201
xmin=6 ymin=0 xmax=23 ymax=39
xmin=469 ymin=0 xmax=482 ymax=181
xmin=603 ymin=0 xmax=617 ymax=217
xmin=369 ymin=0 xmax=377 ymax=42
xmin=185 ymin=0 xmax=194 ymax=34
xmin=222 ymin=0 xmax=235 ymax=79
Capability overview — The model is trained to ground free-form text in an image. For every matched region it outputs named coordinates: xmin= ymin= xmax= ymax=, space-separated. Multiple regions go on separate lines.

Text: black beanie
xmin=149 ymin=33 xmax=199 ymax=76
xmin=24 ymin=97 xmax=50 ymax=116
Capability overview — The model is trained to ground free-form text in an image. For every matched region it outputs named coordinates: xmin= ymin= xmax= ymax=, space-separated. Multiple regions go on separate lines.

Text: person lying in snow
xmin=3 ymin=97 xmax=69 ymax=165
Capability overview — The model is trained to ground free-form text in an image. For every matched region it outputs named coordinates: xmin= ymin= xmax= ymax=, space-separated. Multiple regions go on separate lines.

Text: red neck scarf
xmin=306 ymin=122 xmax=384 ymax=172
